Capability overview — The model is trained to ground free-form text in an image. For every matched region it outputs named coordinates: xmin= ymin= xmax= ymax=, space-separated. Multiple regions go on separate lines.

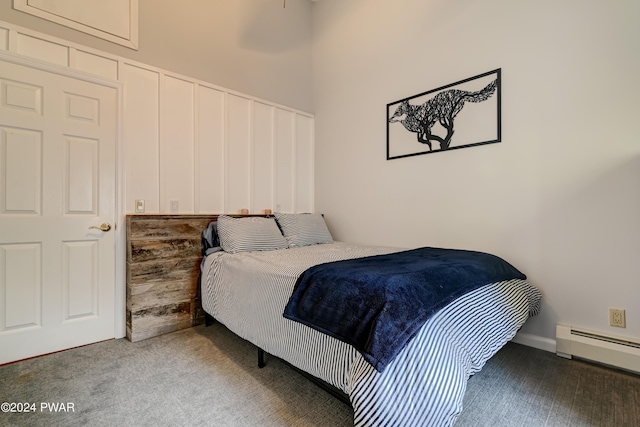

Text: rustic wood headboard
xmin=126 ymin=214 xmax=268 ymax=342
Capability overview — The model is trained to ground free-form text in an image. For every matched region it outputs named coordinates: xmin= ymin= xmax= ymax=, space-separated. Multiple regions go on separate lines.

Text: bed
xmin=200 ymin=213 xmax=542 ymax=426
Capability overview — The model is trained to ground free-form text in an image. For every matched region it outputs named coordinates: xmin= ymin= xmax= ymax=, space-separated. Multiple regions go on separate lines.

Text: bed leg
xmin=258 ymin=348 xmax=265 ymax=368
xmin=204 ymin=312 xmax=215 ymax=327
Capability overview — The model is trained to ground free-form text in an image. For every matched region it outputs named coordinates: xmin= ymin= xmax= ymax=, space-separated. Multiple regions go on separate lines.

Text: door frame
xmin=0 ymin=50 xmax=126 ymax=339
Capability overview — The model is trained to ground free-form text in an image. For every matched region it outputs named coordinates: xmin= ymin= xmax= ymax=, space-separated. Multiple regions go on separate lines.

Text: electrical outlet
xmin=609 ymin=308 xmax=626 ymax=328
xmin=170 ymin=200 xmax=179 ymax=213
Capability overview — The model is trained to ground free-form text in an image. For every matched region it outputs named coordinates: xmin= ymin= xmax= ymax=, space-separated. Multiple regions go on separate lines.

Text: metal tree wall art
xmin=386 ymin=69 xmax=501 ymax=160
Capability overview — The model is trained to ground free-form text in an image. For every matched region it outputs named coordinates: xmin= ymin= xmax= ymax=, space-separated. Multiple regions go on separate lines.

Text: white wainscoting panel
xmin=15 ymin=33 xmax=69 ymax=67
xmin=296 ymin=114 xmax=314 ymax=213
xmin=0 ymin=27 xmax=8 ymax=50
xmin=253 ymin=102 xmax=275 ymax=214
xmin=161 ymin=75 xmax=195 ymax=213
xmin=196 ymin=85 xmax=225 ymax=213
xmin=120 ymin=63 xmax=160 ymax=213
xmin=275 ymin=108 xmax=295 ymax=213
xmin=226 ymin=94 xmax=252 ymax=214
xmin=0 ymin=20 xmax=315 ymax=216
xmin=74 ymin=50 xmax=119 ymax=81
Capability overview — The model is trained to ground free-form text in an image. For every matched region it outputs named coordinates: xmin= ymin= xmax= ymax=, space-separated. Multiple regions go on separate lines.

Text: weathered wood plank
xmin=127 ymin=301 xmax=192 ymax=342
xmin=129 ymin=238 xmax=201 ymax=263
xmin=128 ymin=257 xmax=200 ymax=286
xmin=128 ymin=216 xmax=216 ymax=240
xmin=127 ymin=281 xmax=193 ymax=311
xmin=126 ymin=214 xmax=268 ymax=342
xmin=126 ymin=215 xmax=211 ymax=342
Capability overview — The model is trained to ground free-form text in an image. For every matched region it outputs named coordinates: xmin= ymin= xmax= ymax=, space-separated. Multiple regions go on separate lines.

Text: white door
xmin=0 ymin=59 xmax=117 ymax=364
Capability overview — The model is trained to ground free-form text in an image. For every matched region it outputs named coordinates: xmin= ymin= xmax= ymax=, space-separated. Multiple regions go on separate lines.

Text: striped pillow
xmin=217 ymin=215 xmax=288 ymax=254
xmin=274 ymin=212 xmax=333 ymax=247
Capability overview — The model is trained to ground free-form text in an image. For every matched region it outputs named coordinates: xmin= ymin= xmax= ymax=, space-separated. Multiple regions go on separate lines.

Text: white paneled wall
xmin=296 ymin=115 xmax=314 ymax=213
xmin=226 ymin=94 xmax=252 ymax=213
xmin=73 ymin=50 xmax=119 ymax=80
xmin=276 ymin=109 xmax=296 ymax=213
xmin=15 ymin=33 xmax=69 ymax=67
xmin=196 ymin=87 xmax=225 ymax=213
xmin=121 ymin=63 xmax=160 ymax=212
xmin=0 ymin=28 xmax=8 ymax=50
xmin=160 ymin=75 xmax=195 ymax=213
xmin=253 ymin=102 xmax=275 ymax=213
xmin=0 ymin=21 xmax=314 ymax=215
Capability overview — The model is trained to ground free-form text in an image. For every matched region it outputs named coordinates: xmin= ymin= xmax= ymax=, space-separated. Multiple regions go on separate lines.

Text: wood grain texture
xmin=126 ymin=214 xmax=266 ymax=342
xmin=126 ymin=215 xmax=216 ymax=342
xmin=129 ymin=238 xmax=201 ymax=263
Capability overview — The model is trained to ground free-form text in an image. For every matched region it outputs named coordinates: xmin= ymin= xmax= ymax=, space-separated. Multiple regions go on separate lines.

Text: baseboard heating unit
xmin=556 ymin=324 xmax=640 ymax=374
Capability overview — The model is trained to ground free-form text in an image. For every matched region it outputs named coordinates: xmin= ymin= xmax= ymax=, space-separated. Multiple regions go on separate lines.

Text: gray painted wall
xmin=312 ymin=0 xmax=640 ymax=344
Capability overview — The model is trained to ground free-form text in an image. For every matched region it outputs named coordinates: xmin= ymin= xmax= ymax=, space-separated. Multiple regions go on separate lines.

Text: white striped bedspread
xmin=201 ymin=242 xmax=542 ymax=426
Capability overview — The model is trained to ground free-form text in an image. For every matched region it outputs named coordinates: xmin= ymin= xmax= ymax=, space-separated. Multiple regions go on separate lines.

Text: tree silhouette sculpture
xmin=389 ymin=79 xmax=497 ymax=151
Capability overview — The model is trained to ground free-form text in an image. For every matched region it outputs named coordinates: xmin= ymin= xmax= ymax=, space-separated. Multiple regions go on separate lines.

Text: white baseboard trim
xmin=512 ymin=331 xmax=556 ymax=353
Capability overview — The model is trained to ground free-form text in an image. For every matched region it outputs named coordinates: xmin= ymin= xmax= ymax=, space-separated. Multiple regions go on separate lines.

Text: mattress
xmin=201 ymin=241 xmax=541 ymax=426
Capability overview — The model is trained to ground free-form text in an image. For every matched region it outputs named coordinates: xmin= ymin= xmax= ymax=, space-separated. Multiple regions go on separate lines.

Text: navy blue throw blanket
xmin=283 ymin=247 xmax=526 ymax=372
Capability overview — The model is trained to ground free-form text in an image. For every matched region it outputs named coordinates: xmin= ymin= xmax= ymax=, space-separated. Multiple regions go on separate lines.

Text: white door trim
xmin=0 ymin=50 xmax=126 ymax=339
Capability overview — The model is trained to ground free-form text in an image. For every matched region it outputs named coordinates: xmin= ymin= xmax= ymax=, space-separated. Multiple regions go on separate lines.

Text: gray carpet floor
xmin=1 ymin=323 xmax=639 ymax=427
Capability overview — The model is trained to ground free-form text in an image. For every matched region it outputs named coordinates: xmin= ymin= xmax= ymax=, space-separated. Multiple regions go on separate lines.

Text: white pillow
xmin=217 ymin=215 xmax=288 ymax=253
xmin=274 ymin=212 xmax=333 ymax=247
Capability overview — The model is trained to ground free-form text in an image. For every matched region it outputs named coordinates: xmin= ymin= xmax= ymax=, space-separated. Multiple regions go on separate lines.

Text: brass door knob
xmin=89 ymin=223 xmax=111 ymax=232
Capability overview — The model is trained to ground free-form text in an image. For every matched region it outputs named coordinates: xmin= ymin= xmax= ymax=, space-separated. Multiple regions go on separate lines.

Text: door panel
xmin=1 ymin=243 xmax=41 ymax=330
xmin=0 ymin=59 xmax=117 ymax=364
xmin=2 ymin=127 xmax=42 ymax=214
xmin=65 ymin=135 xmax=98 ymax=214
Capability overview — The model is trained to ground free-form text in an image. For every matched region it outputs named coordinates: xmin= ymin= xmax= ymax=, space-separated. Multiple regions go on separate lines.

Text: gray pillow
xmin=217 ymin=215 xmax=288 ymax=253
xmin=274 ymin=212 xmax=333 ymax=247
